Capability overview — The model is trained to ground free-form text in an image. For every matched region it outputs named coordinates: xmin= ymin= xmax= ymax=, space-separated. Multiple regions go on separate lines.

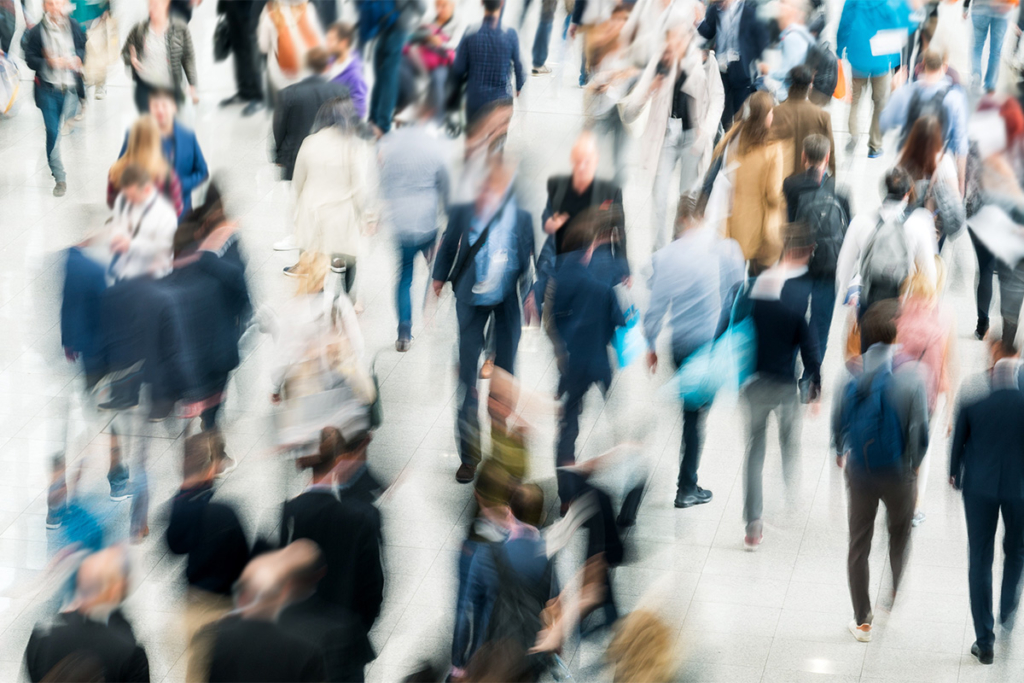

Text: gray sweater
xmin=831 ymin=343 xmax=931 ymax=474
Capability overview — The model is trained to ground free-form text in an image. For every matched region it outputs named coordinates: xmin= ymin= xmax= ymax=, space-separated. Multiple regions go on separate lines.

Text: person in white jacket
xmin=620 ymin=8 xmax=723 ymax=252
xmin=109 ymin=163 xmax=179 ymax=281
xmin=834 ymin=167 xmax=938 ymax=313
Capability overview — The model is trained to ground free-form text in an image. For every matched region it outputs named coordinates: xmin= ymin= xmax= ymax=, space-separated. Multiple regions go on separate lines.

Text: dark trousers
xmin=846 ymin=468 xmax=917 ymax=625
xmin=971 ymin=229 xmax=996 ymax=327
xmin=673 ymin=348 xmax=710 ymax=495
xmin=37 ymin=84 xmax=70 ymax=183
xmin=369 ymin=26 xmax=409 ymax=133
xmin=532 ymin=0 xmax=557 ymax=68
xmin=225 ymin=0 xmax=263 ymax=101
xmin=396 ymin=233 xmax=436 ymax=340
xmin=133 ymin=77 xmax=152 ymax=113
xmin=802 ymin=277 xmax=836 ymax=385
xmin=721 ymin=64 xmax=753 ymax=131
xmin=964 ymin=495 xmax=1024 ymax=650
xmin=456 ymin=296 xmax=522 ymax=466
xmin=556 ymin=379 xmax=603 ymax=502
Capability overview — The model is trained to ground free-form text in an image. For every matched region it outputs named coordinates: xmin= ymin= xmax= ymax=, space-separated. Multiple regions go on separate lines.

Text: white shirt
xmin=138 ymin=27 xmax=173 ymax=89
xmin=834 ymin=200 xmax=938 ymax=301
xmin=109 ymin=189 xmax=179 ymax=281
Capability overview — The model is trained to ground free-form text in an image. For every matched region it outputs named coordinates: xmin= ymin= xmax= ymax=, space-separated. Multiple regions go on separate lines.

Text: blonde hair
xmin=293 ymin=251 xmax=329 ymax=296
xmin=901 ymin=256 xmax=946 ymax=302
xmin=109 ymin=116 xmax=171 ymax=188
xmin=606 ymin=610 xmax=676 ymax=683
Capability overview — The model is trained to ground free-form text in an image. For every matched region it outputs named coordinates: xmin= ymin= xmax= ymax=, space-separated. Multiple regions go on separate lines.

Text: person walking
xmin=122 ymin=0 xmax=198 ymax=113
xmin=760 ymin=0 xmax=816 ymax=102
xmin=837 ymin=0 xmax=916 ymax=158
xmin=378 ymin=101 xmax=450 ymax=351
xmin=258 ymin=0 xmax=325 ymax=103
xmin=359 ymin=0 xmax=425 ymax=134
xmin=325 ymin=22 xmax=368 ymax=119
xmin=833 ymin=299 xmax=930 ymax=643
xmin=108 ymin=164 xmax=180 ymax=282
xmin=696 ymin=0 xmax=770 ymax=131
xmin=23 ymin=0 xmax=85 ymax=197
xmin=950 ymin=337 xmax=1024 ymax=665
xmin=448 ymin=0 xmax=525 ymax=128
xmin=146 ymin=89 xmax=208 ymax=216
xmin=108 ymin=116 xmax=184 ymax=218
xmin=431 ymin=159 xmax=535 ymax=483
xmin=742 ymin=222 xmax=821 ymax=549
xmin=966 ymin=0 xmax=1014 ymax=94
xmin=771 ymin=65 xmax=837 ymax=178
xmin=217 ymin=0 xmax=264 ymax=116
xmin=645 ymin=195 xmax=745 ymax=509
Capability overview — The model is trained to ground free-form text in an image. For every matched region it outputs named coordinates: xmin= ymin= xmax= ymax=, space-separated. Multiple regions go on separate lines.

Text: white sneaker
xmin=849 ymin=620 xmax=872 ymax=642
xmin=912 ymin=511 xmax=926 ymax=527
xmin=273 ymin=235 xmax=298 ymax=251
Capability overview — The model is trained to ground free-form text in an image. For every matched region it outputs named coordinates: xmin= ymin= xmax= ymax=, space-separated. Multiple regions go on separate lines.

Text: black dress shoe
xmin=242 ymin=100 xmax=264 ymax=117
xmin=220 ymin=93 xmax=245 ymax=107
xmin=975 ymin=318 xmax=989 ymax=341
xmin=455 ymin=463 xmax=476 ymax=484
xmin=674 ymin=487 xmax=713 ymax=508
xmin=971 ymin=642 xmax=994 ymax=665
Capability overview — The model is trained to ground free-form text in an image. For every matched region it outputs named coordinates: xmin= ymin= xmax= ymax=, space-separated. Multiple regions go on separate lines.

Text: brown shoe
xmin=456 ymin=463 xmax=477 ymax=484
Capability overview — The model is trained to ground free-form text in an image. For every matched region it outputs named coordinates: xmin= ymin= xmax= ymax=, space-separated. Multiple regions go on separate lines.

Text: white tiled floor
xmin=0 ymin=0 xmax=1020 ymax=681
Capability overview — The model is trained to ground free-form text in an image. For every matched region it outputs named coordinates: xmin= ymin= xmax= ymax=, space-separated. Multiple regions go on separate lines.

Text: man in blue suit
xmin=118 ymin=88 xmax=209 ymax=218
xmin=432 ymin=159 xmax=535 ymax=484
xmin=950 ymin=337 xmax=1024 ymax=666
xmin=697 ymin=0 xmax=771 ymax=131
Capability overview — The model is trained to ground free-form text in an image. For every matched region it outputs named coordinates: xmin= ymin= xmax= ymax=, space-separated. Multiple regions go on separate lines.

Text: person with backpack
xmin=772 ymin=66 xmax=837 ymax=177
xmin=783 ymin=133 xmax=850 ymax=390
xmin=897 ymin=115 xmax=966 ymax=244
xmin=742 ymin=222 xmax=821 ymax=550
xmin=835 ymin=167 xmax=938 ymax=321
xmin=758 ymin=0 xmax=816 ymax=102
xmin=881 ymin=48 xmax=970 ymax=187
xmin=832 ymin=299 xmax=930 ymax=643
xmin=837 ymin=0 xmax=918 ymax=158
xmin=950 ymin=336 xmax=1024 ymax=666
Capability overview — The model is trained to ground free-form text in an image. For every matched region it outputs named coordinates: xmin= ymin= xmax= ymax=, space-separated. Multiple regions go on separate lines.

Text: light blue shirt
xmin=769 ymin=24 xmax=814 ymax=101
xmin=720 ymin=0 xmax=744 ymax=60
xmin=879 ymin=77 xmax=970 ymax=156
xmin=470 ymin=195 xmax=519 ymax=306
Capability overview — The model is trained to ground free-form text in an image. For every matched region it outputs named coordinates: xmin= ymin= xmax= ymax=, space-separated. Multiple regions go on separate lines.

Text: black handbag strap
xmin=448 ymin=192 xmax=514 ymax=289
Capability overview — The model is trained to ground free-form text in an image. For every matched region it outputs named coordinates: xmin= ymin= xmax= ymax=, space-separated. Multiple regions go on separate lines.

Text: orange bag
xmin=833 ymin=59 xmax=846 ymax=100
xmin=270 ymin=3 xmax=321 ymax=77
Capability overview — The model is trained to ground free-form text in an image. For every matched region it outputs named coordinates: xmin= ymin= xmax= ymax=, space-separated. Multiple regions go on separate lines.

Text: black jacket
xmin=281 ymin=491 xmax=384 ymax=631
xmin=272 ymin=75 xmax=349 ymax=180
xmin=697 ymin=0 xmax=770 ymax=83
xmin=23 ymin=19 xmax=87 ymax=108
xmin=750 ymin=271 xmax=821 ymax=386
xmin=950 ymin=381 xmax=1024 ymax=499
xmin=278 ymin=596 xmax=375 ymax=682
xmin=166 ymin=483 xmax=250 ymax=596
xmin=26 ymin=611 xmax=149 ymax=683
xmin=203 ymin=616 xmax=325 ymax=683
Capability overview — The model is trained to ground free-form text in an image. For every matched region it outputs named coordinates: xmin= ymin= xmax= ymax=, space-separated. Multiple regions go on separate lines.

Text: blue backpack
xmin=357 ymin=0 xmax=399 ymax=45
xmin=840 ymin=370 xmax=904 ymax=472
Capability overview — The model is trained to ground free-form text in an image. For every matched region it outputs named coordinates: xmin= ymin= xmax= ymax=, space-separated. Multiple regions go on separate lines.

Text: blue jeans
xmin=972 ymin=9 xmax=1010 ymax=92
xmin=532 ymin=0 xmax=556 ymax=68
xmin=801 ymin=277 xmax=836 ymax=385
xmin=370 ymin=26 xmax=409 ymax=133
xmin=396 ymin=233 xmax=436 ymax=340
xmin=38 ymin=85 xmax=71 ymax=183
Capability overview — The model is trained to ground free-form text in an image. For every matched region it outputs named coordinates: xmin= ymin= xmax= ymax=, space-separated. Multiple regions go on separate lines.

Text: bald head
xmin=75 ymin=547 xmax=128 ymax=613
xmin=235 ymin=540 xmax=323 ymax=619
xmin=570 ymin=132 xmax=599 ymax=189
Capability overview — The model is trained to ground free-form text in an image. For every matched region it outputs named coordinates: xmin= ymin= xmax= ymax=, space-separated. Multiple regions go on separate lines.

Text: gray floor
xmin=0 ymin=1 xmax=1020 ymax=681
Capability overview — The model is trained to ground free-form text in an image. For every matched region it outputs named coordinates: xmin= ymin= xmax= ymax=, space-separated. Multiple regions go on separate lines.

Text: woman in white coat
xmin=291 ymin=96 xmax=376 ymax=298
xmin=621 ymin=12 xmax=724 ymax=252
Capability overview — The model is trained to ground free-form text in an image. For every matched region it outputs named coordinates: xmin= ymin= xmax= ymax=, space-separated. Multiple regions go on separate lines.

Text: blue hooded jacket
xmin=837 ymin=0 xmax=918 ymax=77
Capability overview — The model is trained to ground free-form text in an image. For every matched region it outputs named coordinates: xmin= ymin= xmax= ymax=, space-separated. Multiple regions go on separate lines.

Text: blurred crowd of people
xmin=6 ymin=0 xmax=1024 ymax=679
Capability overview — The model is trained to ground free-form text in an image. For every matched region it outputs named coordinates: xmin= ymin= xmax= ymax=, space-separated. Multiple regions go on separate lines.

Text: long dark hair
xmin=173 ymin=181 xmax=227 ymax=257
xmin=713 ymin=91 xmax=774 ymax=158
xmin=897 ymin=115 xmax=943 ymax=181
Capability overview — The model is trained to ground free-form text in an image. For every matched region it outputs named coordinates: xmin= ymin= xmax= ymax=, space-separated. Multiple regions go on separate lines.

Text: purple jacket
xmin=329 ymin=53 xmax=368 ymax=120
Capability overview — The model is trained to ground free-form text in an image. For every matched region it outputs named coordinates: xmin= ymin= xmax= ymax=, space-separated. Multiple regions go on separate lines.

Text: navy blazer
xmin=950 ymin=383 xmax=1024 ymax=500
xmin=432 ymin=202 xmax=535 ymax=304
xmin=119 ymin=121 xmax=208 ymax=215
xmin=697 ymin=0 xmax=770 ymax=83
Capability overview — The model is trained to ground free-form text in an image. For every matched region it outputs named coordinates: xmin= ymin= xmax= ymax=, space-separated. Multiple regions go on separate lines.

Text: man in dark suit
xmin=273 ymin=46 xmax=349 ymax=181
xmin=25 ymin=548 xmax=150 ymax=683
xmin=950 ymin=338 xmax=1024 ymax=666
xmin=217 ymin=0 xmax=264 ymax=116
xmin=697 ymin=0 xmax=770 ymax=131
xmin=432 ymin=159 xmax=536 ymax=483
xmin=529 ymin=132 xmax=627 ymax=322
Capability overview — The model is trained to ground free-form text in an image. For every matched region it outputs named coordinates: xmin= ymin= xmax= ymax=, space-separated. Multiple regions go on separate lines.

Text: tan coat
xmin=724 ymin=142 xmax=785 ymax=267
xmin=770 ymin=96 xmax=837 ymax=178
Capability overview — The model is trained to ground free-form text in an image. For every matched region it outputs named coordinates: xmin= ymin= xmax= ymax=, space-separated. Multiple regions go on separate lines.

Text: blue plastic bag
xmin=613 ymin=304 xmax=645 ymax=368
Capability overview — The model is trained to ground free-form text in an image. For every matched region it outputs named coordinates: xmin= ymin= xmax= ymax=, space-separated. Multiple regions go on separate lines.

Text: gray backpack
xmin=860 ymin=214 xmax=911 ymax=311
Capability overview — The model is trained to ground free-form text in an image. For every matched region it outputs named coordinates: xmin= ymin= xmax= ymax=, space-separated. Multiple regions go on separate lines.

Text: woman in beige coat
xmin=291 ymin=96 xmax=376 ymax=296
xmin=713 ymin=91 xmax=784 ymax=271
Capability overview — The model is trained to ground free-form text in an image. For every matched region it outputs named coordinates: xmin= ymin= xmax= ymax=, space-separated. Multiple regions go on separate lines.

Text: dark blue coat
xmin=951 ymin=384 xmax=1024 ymax=500
xmin=432 ymin=201 xmax=535 ymax=304
xmin=60 ymin=247 xmax=107 ymax=379
xmin=697 ymin=0 xmax=770 ymax=84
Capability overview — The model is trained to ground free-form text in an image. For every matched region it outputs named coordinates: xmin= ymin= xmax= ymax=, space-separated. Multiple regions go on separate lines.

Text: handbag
xmin=833 ymin=59 xmax=846 ymax=100
xmin=611 ymin=284 xmax=644 ymax=367
xmin=214 ymin=15 xmax=232 ymax=62
xmin=703 ymin=141 xmax=736 ymax=236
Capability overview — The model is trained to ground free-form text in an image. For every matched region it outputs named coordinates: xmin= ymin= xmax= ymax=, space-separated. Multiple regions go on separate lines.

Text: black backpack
xmin=904 ymin=84 xmax=952 ymax=149
xmin=805 ymin=40 xmax=839 ymax=99
xmin=795 ymin=176 xmax=849 ymax=278
xmin=484 ymin=543 xmax=553 ymax=659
